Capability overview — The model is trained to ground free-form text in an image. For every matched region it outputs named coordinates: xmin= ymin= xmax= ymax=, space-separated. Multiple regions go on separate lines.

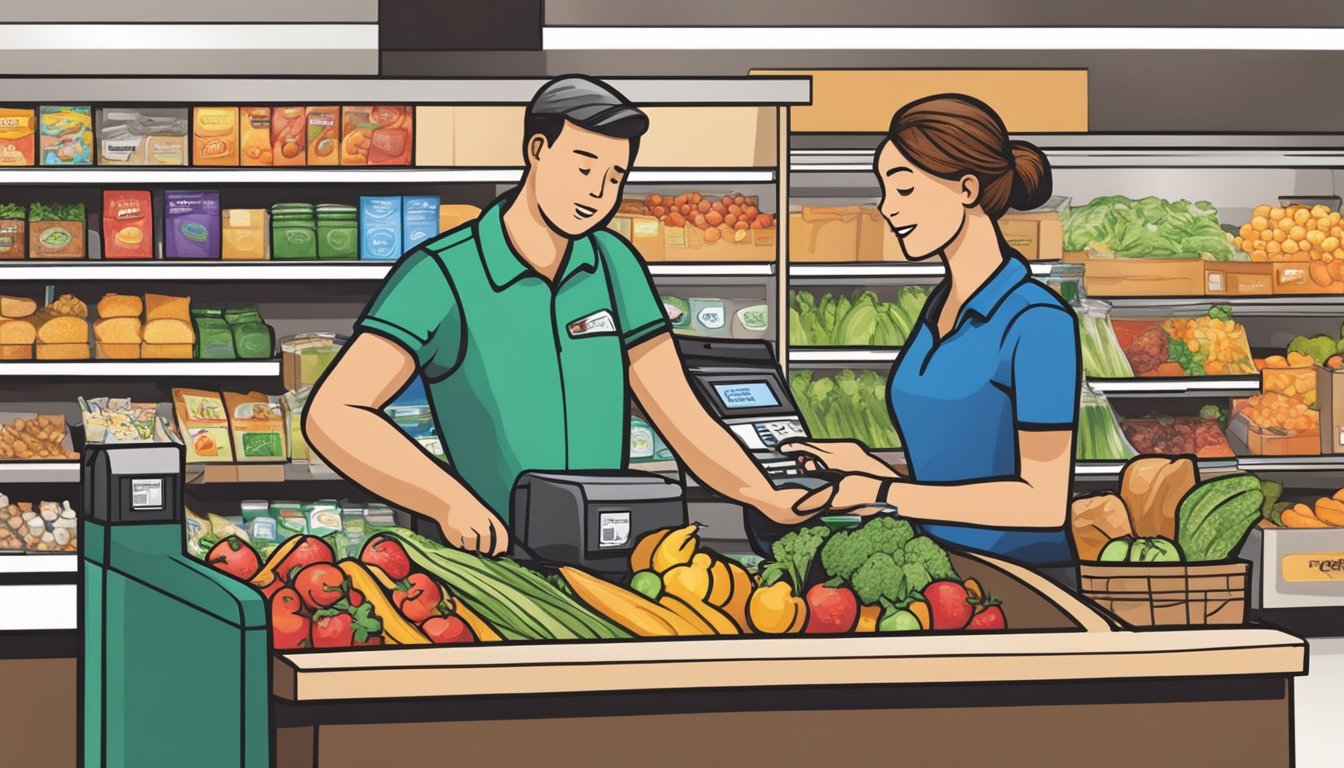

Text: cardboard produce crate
xmin=1239 ymin=526 xmax=1344 ymax=610
xmin=1272 ymin=262 xmax=1344 ymax=295
xmin=665 ymin=223 xmax=775 ymax=263
xmin=1226 ymin=412 xmax=1320 ymax=457
xmin=1062 ymin=251 xmax=1205 ymax=297
xmin=1204 ymin=261 xmax=1274 ymax=296
xmin=1078 ymin=561 xmax=1250 ymax=626
xmin=1320 ymin=365 xmax=1344 ymax=454
xmin=790 ymin=206 xmax=862 ymax=262
xmin=999 ymin=196 xmax=1066 ymax=262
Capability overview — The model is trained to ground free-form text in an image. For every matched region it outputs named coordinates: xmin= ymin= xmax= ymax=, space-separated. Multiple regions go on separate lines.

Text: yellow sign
xmin=1282 ymin=553 xmax=1344 ymax=583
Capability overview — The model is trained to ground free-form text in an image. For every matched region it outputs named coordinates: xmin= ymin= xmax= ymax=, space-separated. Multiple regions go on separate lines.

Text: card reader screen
xmin=713 ymin=382 xmax=779 ymax=409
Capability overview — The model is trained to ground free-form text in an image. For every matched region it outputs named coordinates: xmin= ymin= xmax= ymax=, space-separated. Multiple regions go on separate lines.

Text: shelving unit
xmin=0 ymin=463 xmax=81 ymax=483
xmin=0 ymin=168 xmax=775 ymax=185
xmin=0 ymin=361 xmax=281 ymax=377
xmin=0 ymin=261 xmax=774 ymax=282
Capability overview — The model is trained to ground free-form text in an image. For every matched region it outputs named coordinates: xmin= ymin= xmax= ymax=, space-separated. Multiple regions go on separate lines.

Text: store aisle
xmin=1296 ymin=638 xmax=1343 ymax=767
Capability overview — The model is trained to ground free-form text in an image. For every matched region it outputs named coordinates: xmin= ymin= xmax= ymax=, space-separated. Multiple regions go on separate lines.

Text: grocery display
xmin=1078 ymin=300 xmax=1134 ymax=378
xmin=788 ymin=287 xmax=927 ymax=347
xmin=1077 ymin=385 xmax=1137 ymax=461
xmin=1233 ymin=203 xmax=1344 ymax=290
xmin=788 ymin=369 xmax=901 ymax=448
xmin=28 ymin=203 xmax=86 ymax=260
xmin=101 ymin=191 xmax=153 ymax=260
xmin=0 ymin=107 xmax=37 ymax=166
xmin=618 ymin=192 xmax=776 ymax=262
xmin=97 ymin=108 xmax=188 ymax=166
xmin=1062 ymin=196 xmax=1241 ymax=261
xmin=0 ymin=496 xmax=78 ymax=553
xmin=1120 ymin=407 xmax=1235 ymax=458
xmin=39 ymin=106 xmax=92 ymax=166
xmin=1113 ymin=307 xmax=1256 ymax=377
xmin=340 ymin=105 xmax=413 ymax=166
xmin=1262 ymin=487 xmax=1344 ymax=529
xmin=0 ymin=414 xmax=78 ymax=460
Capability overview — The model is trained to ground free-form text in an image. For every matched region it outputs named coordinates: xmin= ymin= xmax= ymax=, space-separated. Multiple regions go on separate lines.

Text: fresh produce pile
xmin=787 ymin=287 xmax=928 ymax=347
xmin=625 ymin=192 xmax=773 ymax=243
xmin=1263 ymin=486 xmax=1344 ymax=528
xmin=788 ymin=370 xmax=902 ymax=449
xmin=1258 ymin=352 xmax=1323 ymax=407
xmin=1274 ymin=327 xmax=1344 ymax=370
xmin=1079 ymin=465 xmax=1269 ymax=564
xmin=1078 ymin=300 xmax=1133 ymax=378
xmin=1062 ymin=196 xmax=1241 ymax=261
xmin=1113 ymin=307 xmax=1256 ymax=377
xmin=1234 ymin=203 xmax=1344 ymax=288
xmin=1235 ymin=392 xmax=1318 ymax=433
xmin=0 ymin=496 xmax=77 ymax=552
xmin=1078 ymin=386 xmax=1137 ymax=461
xmin=1120 ymin=407 xmax=1234 ymax=458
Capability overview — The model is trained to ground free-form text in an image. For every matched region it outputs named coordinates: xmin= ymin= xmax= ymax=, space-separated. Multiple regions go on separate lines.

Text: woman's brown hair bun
xmin=886 ymin=94 xmax=1053 ymax=219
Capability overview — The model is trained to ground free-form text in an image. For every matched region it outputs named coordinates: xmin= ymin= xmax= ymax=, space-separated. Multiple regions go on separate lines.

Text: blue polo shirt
xmin=889 ymin=252 xmax=1081 ymax=566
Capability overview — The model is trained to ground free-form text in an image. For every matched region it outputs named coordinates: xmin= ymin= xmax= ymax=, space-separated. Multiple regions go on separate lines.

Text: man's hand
xmin=750 ymin=487 xmax=820 ymax=526
xmin=435 ymin=497 xmax=510 ymax=556
xmin=778 ymin=439 xmax=899 ymax=478
xmin=793 ymin=473 xmax=889 ymax=516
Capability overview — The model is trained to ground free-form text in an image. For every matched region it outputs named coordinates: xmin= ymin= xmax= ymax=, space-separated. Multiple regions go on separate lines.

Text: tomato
xmin=966 ymin=605 xmax=1006 ymax=631
xmin=803 ymin=584 xmax=859 ymax=634
xmin=311 ymin=613 xmax=354 ymax=648
xmin=259 ymin=579 xmax=284 ymax=601
xmin=207 ymin=536 xmax=261 ymax=581
xmin=270 ymin=587 xmax=310 ymax=650
xmin=922 ymin=581 xmax=973 ymax=631
xmin=348 ymin=588 xmax=364 ymax=608
xmin=393 ymin=572 xmax=442 ymax=624
xmin=421 ymin=615 xmax=475 ymax=644
xmin=293 ymin=563 xmax=346 ymax=612
xmin=275 ymin=536 xmax=334 ymax=583
xmin=360 ymin=536 xmax=411 ymax=582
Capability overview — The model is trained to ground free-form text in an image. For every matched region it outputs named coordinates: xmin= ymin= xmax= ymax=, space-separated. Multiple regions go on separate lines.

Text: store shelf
xmin=0 ymin=555 xmax=77 ymax=575
xmin=0 ymin=168 xmax=775 ymax=185
xmin=1075 ymin=459 xmax=1241 ymax=481
xmin=1088 ymin=377 xmax=1261 ymax=397
xmin=789 ymin=349 xmax=899 ymax=364
xmin=1237 ymin=456 xmax=1344 ymax=473
xmin=0 ymin=361 xmax=279 ymax=377
xmin=648 ymin=263 xmax=776 ymax=278
xmin=0 ymin=463 xmax=80 ymax=483
xmin=0 ymin=261 xmax=394 ymax=282
xmin=1104 ymin=296 xmax=1344 ymax=317
xmin=790 ymin=263 xmax=1054 ymax=279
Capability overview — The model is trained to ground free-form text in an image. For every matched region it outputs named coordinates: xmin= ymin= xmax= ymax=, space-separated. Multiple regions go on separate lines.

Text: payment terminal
xmin=676 ymin=338 xmax=843 ymax=555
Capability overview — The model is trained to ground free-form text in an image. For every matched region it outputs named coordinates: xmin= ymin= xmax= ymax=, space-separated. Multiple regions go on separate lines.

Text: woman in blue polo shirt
xmin=783 ymin=94 xmax=1081 ymax=573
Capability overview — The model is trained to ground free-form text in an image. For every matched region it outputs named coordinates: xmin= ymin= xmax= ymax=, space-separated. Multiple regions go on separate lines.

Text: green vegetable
xmin=384 ymin=528 xmax=629 ymax=641
xmin=763 ymin=524 xmax=830 ymax=592
xmin=1259 ymin=480 xmax=1284 ymax=520
xmin=1078 ymin=387 xmax=1136 ymax=461
xmin=820 ymin=516 xmax=916 ymax=583
xmin=1098 ymin=538 xmax=1132 ymax=562
xmin=904 ymin=535 xmax=956 ymax=581
xmin=1199 ymin=404 xmax=1229 ymax=429
xmin=878 ymin=608 xmax=921 ymax=632
xmin=1129 ymin=537 xmax=1181 ymax=563
xmin=1062 ymin=195 xmax=1240 ymax=261
xmin=1078 ymin=302 xmax=1134 ymax=378
xmin=27 ymin=203 xmax=86 ymax=222
xmin=1176 ymin=475 xmax=1265 ymax=562
xmin=1287 ymin=335 xmax=1337 ymax=366
xmin=788 ymin=287 xmax=929 ymax=348
xmin=0 ymin=204 xmax=25 ymax=220
xmin=1267 ymin=501 xmax=1291 ymax=528
xmin=789 ymin=369 xmax=902 ymax=449
xmin=850 ymin=552 xmax=906 ymax=606
xmin=629 ymin=570 xmax=663 ymax=600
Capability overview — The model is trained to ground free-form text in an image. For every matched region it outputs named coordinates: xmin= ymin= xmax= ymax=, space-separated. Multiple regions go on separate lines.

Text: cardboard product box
xmin=413 ymin=107 xmax=454 ymax=166
xmin=270 ymin=107 xmax=307 ymax=166
xmin=239 ymin=107 xmax=273 ymax=166
xmin=1239 ymin=526 xmax=1344 ymax=611
xmin=101 ymin=191 xmax=153 ymax=260
xmin=439 ymin=204 xmax=481 ymax=233
xmin=306 ymin=107 xmax=340 ymax=166
xmin=1062 ymin=251 xmax=1206 ymax=298
xmin=1273 ymin=262 xmax=1344 ymax=295
xmin=342 ymin=106 xmax=412 ymax=166
xmin=452 ymin=106 xmax=522 ymax=167
xmin=192 ymin=107 xmax=239 ymax=166
xmin=222 ymin=209 xmax=268 ymax=260
xmin=164 ymin=191 xmax=221 ymax=259
xmin=1204 ymin=261 xmax=1274 ymax=296
xmin=1227 ymin=412 xmax=1320 ymax=457
xmin=359 ymin=196 xmax=402 ymax=260
xmin=609 ymin=213 xmax=665 ymax=263
xmin=856 ymin=207 xmax=907 ymax=262
xmin=0 ymin=108 xmax=37 ymax=166
xmin=637 ymin=106 xmax=776 ymax=168
xmin=666 ymin=223 xmax=776 ymax=263
xmin=0 ymin=211 xmax=25 ymax=259
xmin=1320 ymin=366 xmax=1344 ymax=454
xmin=789 ymin=206 xmax=861 ymax=262
xmin=1000 ymin=196 xmax=1067 ymax=261
xmin=402 ymin=195 xmax=441 ymax=251
xmin=97 ymin=108 xmax=188 ymax=166
xmin=38 ymin=106 xmax=92 ymax=166
xmin=28 ymin=204 xmax=86 ymax=260
xmin=281 ymin=333 xmax=345 ymax=392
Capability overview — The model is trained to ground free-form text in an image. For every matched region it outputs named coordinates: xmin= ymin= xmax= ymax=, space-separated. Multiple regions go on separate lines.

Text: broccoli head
xmin=768 ymin=525 xmax=831 ymax=591
xmin=819 ymin=516 xmax=916 ymax=582
xmin=904 ymin=536 xmax=957 ymax=581
xmin=850 ymin=552 xmax=907 ymax=606
xmin=901 ymin=562 xmax=933 ymax=594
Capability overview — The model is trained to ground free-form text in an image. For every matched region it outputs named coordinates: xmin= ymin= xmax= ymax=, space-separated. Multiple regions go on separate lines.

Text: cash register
xmin=676 ymin=337 xmax=846 ymax=555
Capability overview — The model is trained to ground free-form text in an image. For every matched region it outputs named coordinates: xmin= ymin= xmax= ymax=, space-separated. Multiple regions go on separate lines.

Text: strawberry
xmin=966 ymin=605 xmax=1006 ymax=631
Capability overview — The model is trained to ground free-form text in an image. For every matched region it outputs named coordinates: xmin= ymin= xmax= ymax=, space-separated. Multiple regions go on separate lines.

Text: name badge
xmin=567 ymin=309 xmax=616 ymax=338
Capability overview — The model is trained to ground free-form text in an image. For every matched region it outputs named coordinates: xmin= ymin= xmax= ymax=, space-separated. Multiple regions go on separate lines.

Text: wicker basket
xmin=1077 ymin=560 xmax=1250 ymax=627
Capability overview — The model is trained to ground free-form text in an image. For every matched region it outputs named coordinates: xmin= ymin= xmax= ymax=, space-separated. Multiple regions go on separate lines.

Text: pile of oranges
xmin=631 ymin=192 xmax=774 ymax=244
xmin=1235 ymin=203 xmax=1344 ymax=288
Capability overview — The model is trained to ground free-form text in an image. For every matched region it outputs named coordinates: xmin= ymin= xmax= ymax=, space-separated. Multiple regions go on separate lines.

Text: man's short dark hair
xmin=523 ymin=75 xmax=648 ymax=160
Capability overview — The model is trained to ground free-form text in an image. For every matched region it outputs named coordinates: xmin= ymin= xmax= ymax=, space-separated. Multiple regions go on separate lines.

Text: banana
xmin=650 ymin=524 xmax=699 ymax=573
xmin=560 ymin=566 xmax=694 ymax=637
xmin=658 ymin=595 xmax=715 ymax=635
xmin=629 ymin=528 xmax=671 ymax=573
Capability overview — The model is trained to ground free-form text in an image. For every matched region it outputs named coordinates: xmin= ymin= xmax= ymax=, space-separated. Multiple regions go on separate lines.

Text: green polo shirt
xmin=357 ymin=196 xmax=670 ymax=520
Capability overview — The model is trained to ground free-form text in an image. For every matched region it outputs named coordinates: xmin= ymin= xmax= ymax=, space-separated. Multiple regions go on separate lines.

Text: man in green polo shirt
xmin=306 ymin=76 xmax=806 ymax=555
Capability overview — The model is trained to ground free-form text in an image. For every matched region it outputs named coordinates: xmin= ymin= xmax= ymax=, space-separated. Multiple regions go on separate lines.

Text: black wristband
xmin=876 ymin=478 xmax=894 ymax=509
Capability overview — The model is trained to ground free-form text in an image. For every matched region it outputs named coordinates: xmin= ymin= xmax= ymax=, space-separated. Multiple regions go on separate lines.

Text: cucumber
xmin=1181 ymin=488 xmax=1264 ymax=562
xmin=1177 ymin=474 xmax=1262 ymax=553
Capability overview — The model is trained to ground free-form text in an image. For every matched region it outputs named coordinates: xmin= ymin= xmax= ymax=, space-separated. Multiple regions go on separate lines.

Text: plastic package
xmin=1078 ymin=385 xmax=1138 ymax=460
xmin=1078 ymin=300 xmax=1134 ymax=379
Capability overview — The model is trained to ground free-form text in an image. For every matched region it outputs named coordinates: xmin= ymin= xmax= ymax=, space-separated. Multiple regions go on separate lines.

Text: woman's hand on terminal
xmin=793 ymin=473 xmax=889 ymax=516
xmin=777 ymin=439 xmax=899 ymax=478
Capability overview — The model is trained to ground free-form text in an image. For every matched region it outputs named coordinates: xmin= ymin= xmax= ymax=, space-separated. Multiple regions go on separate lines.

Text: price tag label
xmin=1281 ymin=552 xmax=1344 ymax=583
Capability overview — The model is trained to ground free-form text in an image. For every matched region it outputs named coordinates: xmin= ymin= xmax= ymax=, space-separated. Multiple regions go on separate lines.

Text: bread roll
xmin=0 ymin=344 xmax=33 ymax=360
xmin=140 ymin=343 xmax=193 ymax=359
xmin=95 ymin=343 xmax=141 ymax=360
xmin=0 ymin=296 xmax=37 ymax=319
xmin=34 ymin=313 xmax=89 ymax=344
xmin=93 ymin=317 xmax=143 ymax=344
xmin=97 ymin=294 xmax=144 ymax=319
xmin=0 ymin=319 xmax=36 ymax=345
xmin=143 ymin=319 xmax=195 ymax=345
xmin=36 ymin=343 xmax=91 ymax=360
xmin=145 ymin=294 xmax=191 ymax=322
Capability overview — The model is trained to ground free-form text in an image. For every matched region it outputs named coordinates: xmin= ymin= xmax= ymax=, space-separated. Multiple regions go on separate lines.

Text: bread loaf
xmin=0 ymin=319 xmax=36 ymax=345
xmin=145 ymin=294 xmax=190 ymax=322
xmin=0 ymin=296 xmax=37 ymax=319
xmin=36 ymin=343 xmax=91 ymax=360
xmin=140 ymin=343 xmax=193 ymax=359
xmin=143 ymin=319 xmax=195 ymax=345
xmin=0 ymin=344 xmax=33 ymax=360
xmin=1120 ymin=457 xmax=1197 ymax=540
xmin=97 ymin=294 xmax=144 ymax=319
xmin=95 ymin=343 xmax=141 ymax=360
xmin=93 ymin=317 xmax=143 ymax=344
xmin=33 ymin=312 xmax=89 ymax=344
